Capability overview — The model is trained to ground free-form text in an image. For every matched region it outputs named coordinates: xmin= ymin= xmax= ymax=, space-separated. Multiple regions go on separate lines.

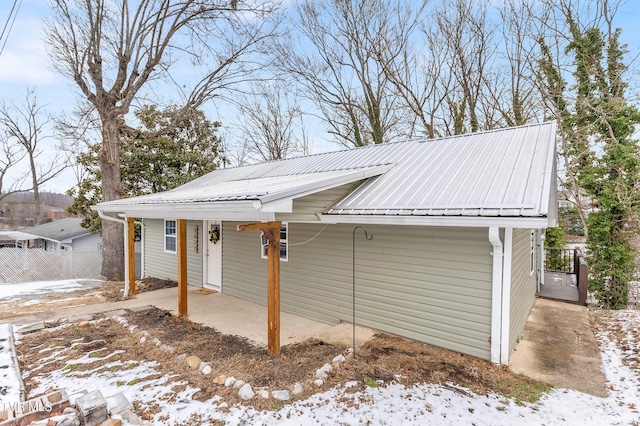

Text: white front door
xmin=206 ymin=221 xmax=222 ymax=291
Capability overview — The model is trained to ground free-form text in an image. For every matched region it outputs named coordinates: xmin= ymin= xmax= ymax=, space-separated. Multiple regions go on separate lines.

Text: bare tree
xmin=0 ymin=130 xmax=27 ymax=201
xmin=0 ymin=89 xmax=68 ymax=221
xmin=278 ymin=0 xmax=418 ymax=147
xmin=43 ymin=0 xmax=278 ymax=279
xmin=435 ymin=0 xmax=497 ymax=134
xmin=235 ymin=82 xmax=309 ymax=162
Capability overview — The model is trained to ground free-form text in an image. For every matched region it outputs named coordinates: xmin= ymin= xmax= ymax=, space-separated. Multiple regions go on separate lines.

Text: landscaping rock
xmin=233 ymin=379 xmax=246 ymax=389
xmin=313 ymin=379 xmax=324 ymax=387
xmin=16 ymin=322 xmax=45 ymax=334
xmin=103 ymin=310 xmax=128 ymax=318
xmin=139 ymin=336 xmax=146 ymax=344
xmin=292 ymin=382 xmax=304 ymax=395
xmin=119 ymin=408 xmax=144 ymax=425
xmin=332 ymin=354 xmax=346 ymax=363
xmin=201 ymin=364 xmax=212 ymax=375
xmin=315 ymin=369 xmax=327 ymax=380
xmin=128 ymin=305 xmax=154 ymax=312
xmin=224 ymin=377 xmax=236 ymax=387
xmin=213 ymin=375 xmax=227 ymax=385
xmin=159 ymin=344 xmax=174 ymax=354
xmin=57 ymin=414 xmax=81 ymax=426
xmin=256 ymin=388 xmax=270 ymax=399
xmin=69 ymin=314 xmax=93 ymax=322
xmin=238 ymin=383 xmax=255 ymax=400
xmin=271 ymin=390 xmax=290 ymax=401
xmin=101 ymin=418 xmax=122 ymax=426
xmin=319 ymin=363 xmax=333 ymax=373
xmin=186 ymin=355 xmax=201 ymax=369
xmin=105 ymin=392 xmax=133 ymax=416
xmin=76 ymin=390 xmax=108 ymax=426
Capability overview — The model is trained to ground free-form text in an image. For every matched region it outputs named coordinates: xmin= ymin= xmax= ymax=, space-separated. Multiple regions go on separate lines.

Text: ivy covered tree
xmin=539 ymin=7 xmax=640 ymax=308
xmin=68 ymin=106 xmax=224 ymax=233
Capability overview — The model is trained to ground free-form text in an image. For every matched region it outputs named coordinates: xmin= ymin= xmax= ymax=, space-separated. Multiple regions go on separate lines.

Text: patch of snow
xmin=15 ymin=311 xmax=640 ymax=425
xmin=0 ymin=279 xmax=103 ymax=301
xmin=0 ymin=324 xmax=22 ymax=402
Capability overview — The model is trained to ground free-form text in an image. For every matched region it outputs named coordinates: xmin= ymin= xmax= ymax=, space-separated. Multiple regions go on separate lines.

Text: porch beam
xmin=127 ymin=217 xmax=136 ymax=297
xmin=237 ymin=221 xmax=282 ymax=355
xmin=177 ymin=219 xmax=188 ymax=318
xmin=236 ymin=221 xmax=282 ymax=232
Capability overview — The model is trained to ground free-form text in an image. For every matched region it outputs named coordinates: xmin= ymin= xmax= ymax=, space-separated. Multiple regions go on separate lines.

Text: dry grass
xmin=18 ymin=306 xmax=551 ymax=415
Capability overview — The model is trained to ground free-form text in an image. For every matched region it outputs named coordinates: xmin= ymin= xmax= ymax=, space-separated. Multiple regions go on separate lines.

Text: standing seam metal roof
xmin=97 ymin=122 xmax=557 ymax=219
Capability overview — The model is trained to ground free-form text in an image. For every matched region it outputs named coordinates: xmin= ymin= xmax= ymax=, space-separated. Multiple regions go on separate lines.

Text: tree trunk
xmin=100 ymin=113 xmax=125 ymax=280
xmin=29 ymin=155 xmax=41 ymax=224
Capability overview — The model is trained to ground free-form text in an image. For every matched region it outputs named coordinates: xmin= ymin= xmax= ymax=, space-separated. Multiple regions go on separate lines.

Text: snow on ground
xmin=0 ymin=324 xmax=22 ymax=402
xmin=0 ymin=279 xmax=103 ymax=301
xmin=17 ymin=311 xmax=640 ymax=426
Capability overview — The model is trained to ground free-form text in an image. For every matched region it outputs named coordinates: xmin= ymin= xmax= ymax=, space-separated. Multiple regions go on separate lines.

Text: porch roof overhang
xmin=92 ymin=164 xmax=393 ymax=220
xmin=317 ymin=212 xmax=552 ymax=229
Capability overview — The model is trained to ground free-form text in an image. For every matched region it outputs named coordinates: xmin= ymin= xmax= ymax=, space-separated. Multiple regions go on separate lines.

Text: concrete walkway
xmin=509 ymin=298 xmax=607 ymax=397
xmin=5 ymin=286 xmax=376 ymax=349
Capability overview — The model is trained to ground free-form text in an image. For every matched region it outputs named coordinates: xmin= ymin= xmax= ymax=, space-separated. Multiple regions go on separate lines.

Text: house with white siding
xmin=8 ymin=217 xmax=102 ymax=251
xmin=94 ymin=121 xmax=558 ymax=365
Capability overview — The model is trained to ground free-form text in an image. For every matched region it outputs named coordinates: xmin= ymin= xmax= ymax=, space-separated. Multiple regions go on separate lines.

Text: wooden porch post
xmin=177 ymin=219 xmax=188 ymax=318
xmin=237 ymin=221 xmax=282 ymax=355
xmin=127 ymin=217 xmax=136 ymax=297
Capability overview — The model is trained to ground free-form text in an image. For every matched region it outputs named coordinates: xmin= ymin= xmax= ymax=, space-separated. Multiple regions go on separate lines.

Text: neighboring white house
xmin=94 ymin=122 xmax=558 ymax=365
xmin=16 ymin=217 xmax=102 ymax=251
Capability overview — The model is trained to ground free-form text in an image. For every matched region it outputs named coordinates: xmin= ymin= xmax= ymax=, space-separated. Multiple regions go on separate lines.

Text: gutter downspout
xmin=500 ymin=228 xmax=513 ymax=365
xmin=98 ymin=210 xmax=131 ymax=297
xmin=537 ymin=230 xmax=545 ymax=292
xmin=136 ymin=219 xmax=144 ymax=280
xmin=488 ymin=227 xmax=503 ymax=364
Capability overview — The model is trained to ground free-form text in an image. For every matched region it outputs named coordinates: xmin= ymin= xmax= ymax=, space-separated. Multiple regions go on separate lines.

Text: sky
xmin=1 ymin=0 xmax=640 ymax=195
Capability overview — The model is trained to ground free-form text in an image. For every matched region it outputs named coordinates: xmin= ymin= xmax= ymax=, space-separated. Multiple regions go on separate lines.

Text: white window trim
xmin=530 ymin=230 xmax=535 ymax=276
xmin=261 ymin=222 xmax=288 ymax=262
xmin=164 ymin=219 xmax=177 ymax=254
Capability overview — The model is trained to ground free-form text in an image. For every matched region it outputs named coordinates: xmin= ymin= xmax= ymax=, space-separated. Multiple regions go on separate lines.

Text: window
xmin=530 ymin=230 xmax=535 ymax=276
xmin=165 ymin=220 xmax=177 ymax=253
xmin=261 ymin=223 xmax=288 ymax=261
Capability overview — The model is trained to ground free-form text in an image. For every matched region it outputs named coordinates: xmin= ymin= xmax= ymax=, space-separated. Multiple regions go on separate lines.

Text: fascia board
xmin=91 ymin=200 xmax=262 ymax=219
xmin=317 ymin=213 xmax=551 ymax=229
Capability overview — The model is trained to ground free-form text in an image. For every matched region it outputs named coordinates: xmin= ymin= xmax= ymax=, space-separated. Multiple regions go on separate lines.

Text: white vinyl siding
xmin=70 ymin=233 xmax=103 ymax=252
xmin=223 ymin=222 xmax=493 ymax=360
xmin=144 ymin=219 xmax=203 ymax=286
xmin=164 ymin=220 xmax=177 ymax=253
xmin=276 ymin=181 xmax=364 ymax=223
xmin=509 ymin=228 xmax=538 ymax=354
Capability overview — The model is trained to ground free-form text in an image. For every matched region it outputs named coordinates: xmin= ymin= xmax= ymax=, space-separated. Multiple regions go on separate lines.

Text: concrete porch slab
xmin=132 ymin=287 xmax=377 ymax=348
xmin=4 ymin=286 xmax=376 ymax=350
xmin=509 ymin=298 xmax=607 ymax=397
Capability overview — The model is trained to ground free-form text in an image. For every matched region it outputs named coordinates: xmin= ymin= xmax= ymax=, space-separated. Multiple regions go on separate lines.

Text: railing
xmin=545 ymin=248 xmax=576 ymax=273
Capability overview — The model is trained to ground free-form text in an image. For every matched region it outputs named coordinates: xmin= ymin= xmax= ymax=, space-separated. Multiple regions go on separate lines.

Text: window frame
xmin=164 ymin=219 xmax=177 ymax=254
xmin=261 ymin=222 xmax=288 ymax=262
xmin=530 ymin=230 xmax=535 ymax=276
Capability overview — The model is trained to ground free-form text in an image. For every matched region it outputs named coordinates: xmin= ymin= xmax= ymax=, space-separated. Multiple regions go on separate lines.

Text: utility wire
xmin=0 ymin=0 xmax=22 ymax=57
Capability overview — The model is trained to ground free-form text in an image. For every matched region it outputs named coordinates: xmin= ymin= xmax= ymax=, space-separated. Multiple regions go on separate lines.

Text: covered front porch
xmin=537 ymin=248 xmax=588 ymax=305
xmin=128 ymin=285 xmax=377 ymax=349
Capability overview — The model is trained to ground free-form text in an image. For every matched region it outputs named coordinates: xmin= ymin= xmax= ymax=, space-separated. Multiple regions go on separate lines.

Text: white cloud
xmin=0 ymin=17 xmax=57 ymax=85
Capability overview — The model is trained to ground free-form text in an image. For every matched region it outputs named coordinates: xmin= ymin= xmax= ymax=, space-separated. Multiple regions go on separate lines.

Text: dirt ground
xmin=17 ymin=305 xmax=550 ymax=418
xmin=0 ymin=278 xmax=175 ymax=321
